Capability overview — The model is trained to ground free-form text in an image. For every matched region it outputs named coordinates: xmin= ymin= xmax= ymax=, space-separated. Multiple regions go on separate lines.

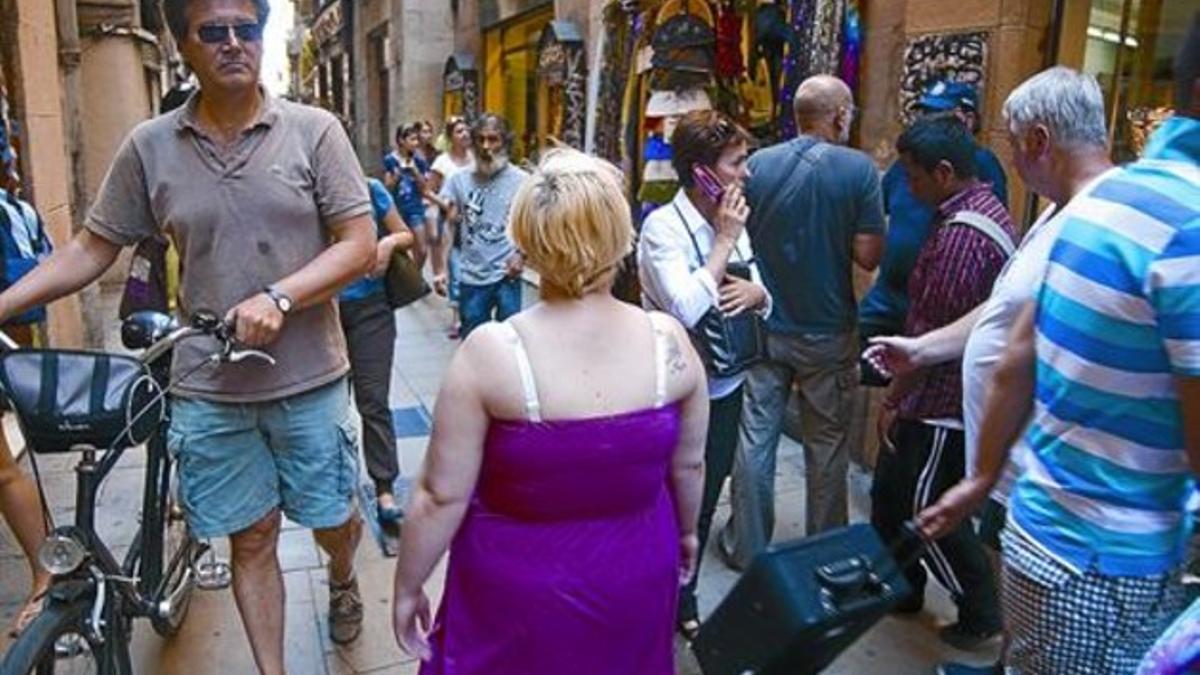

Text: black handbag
xmin=0 ymin=349 xmax=163 ymax=453
xmin=383 ymin=249 xmax=430 ymax=309
xmin=674 ymin=204 xmax=766 ymax=378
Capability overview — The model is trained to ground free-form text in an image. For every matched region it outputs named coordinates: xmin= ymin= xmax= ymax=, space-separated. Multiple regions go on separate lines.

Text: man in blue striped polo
xmin=917 ymin=14 xmax=1200 ymax=672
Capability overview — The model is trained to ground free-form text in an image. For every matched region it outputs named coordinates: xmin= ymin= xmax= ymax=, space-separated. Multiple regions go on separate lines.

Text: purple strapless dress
xmin=419 ymin=403 xmax=683 ymax=675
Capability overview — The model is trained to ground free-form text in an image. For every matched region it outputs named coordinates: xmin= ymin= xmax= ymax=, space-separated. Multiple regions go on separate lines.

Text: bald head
xmin=793 ymin=75 xmax=854 ymax=142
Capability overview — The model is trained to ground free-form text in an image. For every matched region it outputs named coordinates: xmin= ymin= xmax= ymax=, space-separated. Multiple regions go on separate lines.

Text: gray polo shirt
xmin=86 ymin=91 xmax=371 ymax=403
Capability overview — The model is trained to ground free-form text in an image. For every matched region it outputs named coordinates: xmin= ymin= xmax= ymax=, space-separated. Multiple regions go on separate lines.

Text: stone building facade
xmin=0 ymin=0 xmax=179 ymax=347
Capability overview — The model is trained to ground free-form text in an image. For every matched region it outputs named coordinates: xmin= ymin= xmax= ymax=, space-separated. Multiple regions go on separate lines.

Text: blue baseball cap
xmin=918 ymin=80 xmax=979 ymax=112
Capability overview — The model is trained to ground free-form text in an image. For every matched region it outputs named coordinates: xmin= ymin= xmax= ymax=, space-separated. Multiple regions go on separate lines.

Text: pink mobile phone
xmin=692 ymin=165 xmax=725 ymax=205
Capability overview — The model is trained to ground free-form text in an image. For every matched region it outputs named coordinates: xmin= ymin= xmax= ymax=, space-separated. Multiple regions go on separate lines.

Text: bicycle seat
xmin=121 ymin=311 xmax=178 ymax=350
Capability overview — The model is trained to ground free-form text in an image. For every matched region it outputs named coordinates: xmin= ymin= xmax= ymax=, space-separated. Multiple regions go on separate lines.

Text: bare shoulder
xmin=646 ymin=311 xmax=703 ymax=401
xmin=454 ymin=322 xmax=512 ymax=373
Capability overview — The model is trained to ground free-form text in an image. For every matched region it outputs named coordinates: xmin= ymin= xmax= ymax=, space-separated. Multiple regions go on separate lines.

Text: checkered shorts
xmin=1000 ymin=528 xmax=1189 ymax=674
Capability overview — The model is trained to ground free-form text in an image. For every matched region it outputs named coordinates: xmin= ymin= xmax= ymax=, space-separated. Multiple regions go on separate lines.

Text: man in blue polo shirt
xmin=918 ymin=19 xmax=1200 ymax=671
xmin=859 ymin=81 xmax=1008 ymax=384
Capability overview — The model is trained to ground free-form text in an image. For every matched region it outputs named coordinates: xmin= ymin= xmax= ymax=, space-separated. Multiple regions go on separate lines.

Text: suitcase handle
xmin=814 ymin=555 xmax=884 ymax=611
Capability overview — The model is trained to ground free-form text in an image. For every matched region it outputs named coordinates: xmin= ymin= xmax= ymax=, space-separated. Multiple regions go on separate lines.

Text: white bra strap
xmin=501 ymin=322 xmax=542 ymax=422
xmin=648 ymin=314 xmax=668 ymax=408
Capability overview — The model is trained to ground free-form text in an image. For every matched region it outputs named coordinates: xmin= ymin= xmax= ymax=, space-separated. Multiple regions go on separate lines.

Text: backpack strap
xmin=949 ymin=210 xmax=1015 ymax=258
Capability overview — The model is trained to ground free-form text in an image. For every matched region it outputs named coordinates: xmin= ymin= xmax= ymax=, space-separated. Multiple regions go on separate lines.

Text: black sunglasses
xmin=196 ymin=22 xmax=263 ymax=45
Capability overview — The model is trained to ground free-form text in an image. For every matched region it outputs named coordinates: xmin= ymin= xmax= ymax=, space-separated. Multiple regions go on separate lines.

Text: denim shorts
xmin=167 ymin=379 xmax=360 ymax=538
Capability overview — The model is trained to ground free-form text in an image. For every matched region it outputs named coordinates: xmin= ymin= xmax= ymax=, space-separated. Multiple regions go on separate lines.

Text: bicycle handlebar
xmin=140 ymin=310 xmax=276 ymax=368
xmin=0 ymin=309 xmax=275 ymax=368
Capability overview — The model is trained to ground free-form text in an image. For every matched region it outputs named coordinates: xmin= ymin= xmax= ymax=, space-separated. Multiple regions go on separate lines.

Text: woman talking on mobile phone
xmin=637 ymin=110 xmax=772 ymax=641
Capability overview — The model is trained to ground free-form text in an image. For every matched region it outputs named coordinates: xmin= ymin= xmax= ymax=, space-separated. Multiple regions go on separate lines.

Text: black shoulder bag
xmin=674 ymin=204 xmax=767 ymax=379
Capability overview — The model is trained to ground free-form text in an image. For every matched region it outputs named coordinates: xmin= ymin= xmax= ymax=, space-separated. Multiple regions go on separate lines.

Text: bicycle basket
xmin=0 ymin=349 xmax=163 ymax=453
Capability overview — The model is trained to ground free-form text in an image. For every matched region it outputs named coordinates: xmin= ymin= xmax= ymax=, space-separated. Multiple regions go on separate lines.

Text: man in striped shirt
xmin=873 ymin=115 xmax=1016 ymax=649
xmin=919 ymin=19 xmax=1200 ymax=671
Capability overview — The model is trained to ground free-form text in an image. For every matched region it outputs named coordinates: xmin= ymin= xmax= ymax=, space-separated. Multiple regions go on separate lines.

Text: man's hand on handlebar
xmin=225 ymin=293 xmax=284 ymax=348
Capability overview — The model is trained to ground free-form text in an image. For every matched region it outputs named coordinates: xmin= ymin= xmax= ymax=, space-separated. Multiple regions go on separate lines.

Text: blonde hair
xmin=510 ymin=149 xmax=634 ymax=298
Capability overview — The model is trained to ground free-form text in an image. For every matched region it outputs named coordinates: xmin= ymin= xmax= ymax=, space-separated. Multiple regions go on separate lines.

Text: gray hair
xmin=1002 ymin=67 xmax=1107 ymax=148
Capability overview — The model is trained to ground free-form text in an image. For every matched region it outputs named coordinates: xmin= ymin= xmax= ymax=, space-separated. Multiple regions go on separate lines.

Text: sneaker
xmin=328 ymin=575 xmax=364 ymax=645
xmin=937 ymin=662 xmax=1002 ymax=675
xmin=938 ymin=621 xmax=1001 ymax=651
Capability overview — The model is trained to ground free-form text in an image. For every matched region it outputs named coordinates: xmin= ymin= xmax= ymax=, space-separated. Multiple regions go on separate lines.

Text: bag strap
xmin=0 ymin=197 xmax=12 ymax=283
xmin=672 ymin=201 xmax=747 ymax=269
xmin=37 ymin=353 xmax=57 ymax=416
xmin=752 ymin=137 xmax=827 ymax=231
xmin=672 ymin=202 xmax=707 ymax=265
xmin=949 ymin=210 xmax=1015 ymax=258
xmin=90 ymin=355 xmax=110 ymax=413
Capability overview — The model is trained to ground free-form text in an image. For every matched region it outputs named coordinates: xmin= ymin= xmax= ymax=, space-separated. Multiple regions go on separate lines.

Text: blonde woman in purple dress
xmin=392 ymin=148 xmax=709 ymax=674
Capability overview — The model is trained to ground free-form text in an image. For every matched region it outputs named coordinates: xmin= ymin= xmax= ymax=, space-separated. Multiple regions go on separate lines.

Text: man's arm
xmin=917 ymin=302 xmax=1037 ymax=539
xmin=227 ymin=213 xmax=374 ymax=346
xmin=432 ymin=199 xmax=458 ymax=295
xmin=0 ymin=229 xmax=123 ymax=322
xmin=853 ymin=158 xmax=887 ymax=271
xmin=865 ymin=302 xmax=987 ymax=377
xmin=853 ymin=233 xmax=884 ymax=271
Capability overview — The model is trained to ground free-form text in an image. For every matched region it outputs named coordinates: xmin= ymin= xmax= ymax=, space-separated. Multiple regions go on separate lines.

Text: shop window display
xmin=1073 ymin=0 xmax=1194 ymax=160
xmin=483 ymin=7 xmax=554 ymax=164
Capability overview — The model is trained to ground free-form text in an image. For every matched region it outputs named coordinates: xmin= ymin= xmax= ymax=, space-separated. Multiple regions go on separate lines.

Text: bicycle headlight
xmin=38 ymin=534 xmax=87 ymax=576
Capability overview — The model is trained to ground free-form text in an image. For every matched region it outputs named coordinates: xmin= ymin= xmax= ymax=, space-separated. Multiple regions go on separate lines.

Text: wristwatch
xmin=264 ymin=285 xmax=294 ymax=315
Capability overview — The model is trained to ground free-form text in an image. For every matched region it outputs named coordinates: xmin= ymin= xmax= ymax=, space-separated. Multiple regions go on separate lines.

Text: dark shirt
xmin=898 ymin=182 xmax=1015 ymax=421
xmin=745 ymin=136 xmax=886 ymax=336
xmin=858 ymin=146 xmax=1008 ymax=335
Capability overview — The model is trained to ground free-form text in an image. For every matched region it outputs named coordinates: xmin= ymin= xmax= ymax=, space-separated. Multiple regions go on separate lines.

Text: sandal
xmin=376 ymin=492 xmax=404 ymax=524
xmin=8 ymin=590 xmax=46 ymax=638
xmin=677 ymin=617 xmax=701 ymax=642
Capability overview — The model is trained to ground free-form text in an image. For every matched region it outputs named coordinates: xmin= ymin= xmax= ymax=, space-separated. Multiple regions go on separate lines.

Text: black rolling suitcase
xmin=693 ymin=523 xmax=917 ymax=675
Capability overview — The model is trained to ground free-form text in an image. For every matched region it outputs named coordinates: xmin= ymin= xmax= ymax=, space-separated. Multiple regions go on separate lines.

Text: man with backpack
xmin=872 ymin=115 xmax=1015 ymax=650
xmin=0 ymin=159 xmax=53 ymax=637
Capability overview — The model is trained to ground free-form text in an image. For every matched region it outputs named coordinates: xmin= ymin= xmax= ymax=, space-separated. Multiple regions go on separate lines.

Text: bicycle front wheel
xmin=0 ymin=597 xmax=105 ymax=675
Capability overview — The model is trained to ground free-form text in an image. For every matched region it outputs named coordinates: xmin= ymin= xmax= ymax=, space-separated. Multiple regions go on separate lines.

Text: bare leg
xmin=0 ymin=431 xmax=49 ymax=633
xmin=410 ymin=225 xmax=429 ymax=275
xmin=230 ymin=509 xmax=285 ymax=675
xmin=313 ymin=512 xmax=362 ymax=586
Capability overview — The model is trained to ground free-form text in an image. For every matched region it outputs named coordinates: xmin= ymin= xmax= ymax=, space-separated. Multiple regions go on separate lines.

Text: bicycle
xmin=0 ymin=310 xmax=273 ymax=674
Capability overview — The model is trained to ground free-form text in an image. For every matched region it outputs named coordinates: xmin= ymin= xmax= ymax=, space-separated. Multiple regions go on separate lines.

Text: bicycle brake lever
xmin=226 ymin=349 xmax=276 ymax=366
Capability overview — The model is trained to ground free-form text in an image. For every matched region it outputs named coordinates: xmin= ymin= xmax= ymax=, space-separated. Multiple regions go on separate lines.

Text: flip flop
xmin=8 ymin=590 xmax=46 ymax=638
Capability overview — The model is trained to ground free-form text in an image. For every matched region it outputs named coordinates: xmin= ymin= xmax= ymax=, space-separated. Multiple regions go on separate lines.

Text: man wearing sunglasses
xmin=0 ymin=1 xmax=377 ymax=673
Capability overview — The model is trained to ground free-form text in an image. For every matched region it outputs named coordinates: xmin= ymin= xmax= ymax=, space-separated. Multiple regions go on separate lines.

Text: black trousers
xmin=679 ymin=385 xmax=744 ymax=620
xmin=339 ymin=293 xmax=399 ymax=494
xmin=870 ymin=419 xmax=1000 ymax=630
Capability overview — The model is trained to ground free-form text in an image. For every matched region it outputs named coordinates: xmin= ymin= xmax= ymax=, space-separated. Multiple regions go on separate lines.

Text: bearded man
xmin=435 ymin=114 xmax=530 ymax=337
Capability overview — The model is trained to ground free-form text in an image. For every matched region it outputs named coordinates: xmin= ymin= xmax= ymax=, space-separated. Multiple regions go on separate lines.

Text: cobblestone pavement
xmin=0 ymin=292 xmax=999 ymax=673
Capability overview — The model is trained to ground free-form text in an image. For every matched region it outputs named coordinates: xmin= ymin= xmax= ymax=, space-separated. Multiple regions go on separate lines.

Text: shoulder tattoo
xmin=665 ymin=331 xmax=687 ymax=376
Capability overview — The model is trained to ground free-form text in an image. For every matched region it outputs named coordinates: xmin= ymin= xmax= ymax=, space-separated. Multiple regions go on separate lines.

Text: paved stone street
xmin=0 ymin=292 xmax=999 ymax=674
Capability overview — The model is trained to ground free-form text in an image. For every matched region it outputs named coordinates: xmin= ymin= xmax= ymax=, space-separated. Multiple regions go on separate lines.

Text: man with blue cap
xmin=858 ymin=80 xmax=1008 ymax=385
